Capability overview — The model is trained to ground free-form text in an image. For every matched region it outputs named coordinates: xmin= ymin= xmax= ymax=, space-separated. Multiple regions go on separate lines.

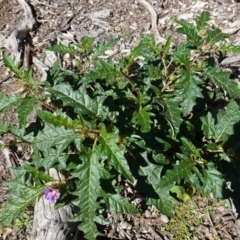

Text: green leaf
xmin=0 ymin=94 xmax=19 ymax=111
xmin=94 ymin=215 xmax=110 ymax=225
xmin=99 ymin=124 xmax=133 ymax=182
xmin=32 ymin=148 xmax=69 ymax=170
xmin=24 ymin=66 xmax=36 ymax=84
xmin=103 ymin=194 xmax=138 ymax=214
xmin=46 ymin=43 xmax=78 ymax=55
xmin=92 ymin=38 xmax=119 ymax=59
xmin=3 ymin=54 xmax=23 ymax=79
xmin=161 ymin=96 xmax=183 ymax=136
xmin=139 ymin=35 xmax=161 ymax=54
xmin=196 ymin=11 xmax=210 ymax=32
xmin=0 ymin=183 xmax=44 ymax=225
xmin=127 ymin=35 xmax=160 ymax=65
xmin=176 ymin=70 xmax=203 ymax=116
xmin=157 ymin=157 xmax=196 ymax=191
xmin=141 ymin=65 xmax=162 ymax=81
xmin=170 ymin=186 xmax=190 ymax=202
xmin=203 ymin=66 xmax=240 ymax=98
xmin=213 ymin=99 xmax=240 ymax=142
xmin=78 ymin=36 xmax=95 ymax=55
xmin=146 ymin=156 xmax=196 ymax=216
xmin=82 ymin=59 xmax=125 ymax=84
xmin=25 ymin=123 xmax=76 ymax=155
xmin=49 ymin=59 xmax=60 ymax=76
xmin=48 ymin=84 xmax=108 ymax=119
xmin=37 ymin=110 xmax=76 ymax=129
xmin=172 ymin=44 xmax=191 ymax=66
xmin=16 ymin=97 xmax=38 ymax=127
xmin=201 ymin=162 xmax=223 ymax=198
xmin=131 ymin=106 xmax=153 ymax=133
xmin=201 ymin=112 xmax=216 ymax=139
xmin=152 ymin=152 xmax=169 ymax=165
xmin=148 ymin=194 xmax=176 ymax=217
xmin=22 ymin=163 xmax=54 ymax=182
xmin=181 ymin=137 xmax=200 ymax=157
xmin=138 ymin=156 xmax=176 ymax=216
xmin=218 ymin=43 xmax=240 ymax=54
xmin=127 ymin=44 xmax=148 ymax=65
xmin=0 ymin=124 xmax=9 ymax=134
xmin=9 ymin=167 xmax=27 ymax=183
xmin=8 ymin=126 xmax=25 ymax=139
xmin=206 ymin=28 xmax=228 ymax=43
xmin=175 ymin=20 xmax=202 ymax=46
xmin=163 ymin=36 xmax=172 ymax=56
xmin=71 ymin=149 xmax=103 ymax=239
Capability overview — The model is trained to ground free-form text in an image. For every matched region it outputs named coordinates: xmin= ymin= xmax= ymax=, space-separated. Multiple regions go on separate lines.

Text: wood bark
xmin=29 ymin=169 xmax=79 ymax=240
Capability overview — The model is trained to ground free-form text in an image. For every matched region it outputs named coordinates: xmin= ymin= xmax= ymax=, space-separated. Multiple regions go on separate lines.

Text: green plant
xmin=160 ymin=195 xmax=229 ymax=239
xmin=0 ymin=11 xmax=240 ymax=239
xmin=0 ymin=203 xmax=32 ymax=234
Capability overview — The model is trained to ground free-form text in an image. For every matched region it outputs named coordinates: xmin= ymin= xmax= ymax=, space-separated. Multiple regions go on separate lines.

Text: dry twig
xmin=136 ymin=0 xmax=166 ymax=44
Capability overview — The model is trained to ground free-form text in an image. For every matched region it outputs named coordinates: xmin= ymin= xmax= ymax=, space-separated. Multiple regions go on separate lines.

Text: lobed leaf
xmin=82 ymin=59 xmax=125 ymax=84
xmin=32 ymin=148 xmax=69 ymax=170
xmin=157 ymin=157 xmax=196 ymax=191
xmin=218 ymin=43 xmax=240 ymax=54
xmin=3 ymin=54 xmax=23 ymax=79
xmin=92 ymin=38 xmax=119 ymax=59
xmin=103 ymin=193 xmax=138 ymax=214
xmin=201 ymin=100 xmax=240 ymax=143
xmin=78 ymin=36 xmax=95 ymax=55
xmin=146 ymin=156 xmax=196 ymax=216
xmin=99 ymin=124 xmax=133 ymax=182
xmin=206 ymin=28 xmax=228 ymax=43
xmin=131 ymin=106 xmax=154 ymax=133
xmin=201 ymin=112 xmax=216 ymax=139
xmin=161 ymin=96 xmax=183 ymax=136
xmin=0 ymin=94 xmax=20 ymax=111
xmin=48 ymin=84 xmax=108 ymax=119
xmin=214 ymin=99 xmax=240 ymax=142
xmin=203 ymin=66 xmax=240 ymax=98
xmin=196 ymin=11 xmax=210 ymax=32
xmin=71 ymin=149 xmax=103 ymax=239
xmin=0 ymin=183 xmax=44 ymax=225
xmin=175 ymin=20 xmax=202 ymax=46
xmin=176 ymin=70 xmax=203 ymax=116
xmin=139 ymin=156 xmax=175 ymax=216
xmin=163 ymin=36 xmax=172 ymax=56
xmin=0 ymin=124 xmax=9 ymax=134
xmin=46 ymin=43 xmax=78 ymax=55
xmin=200 ymin=162 xmax=223 ymax=198
xmin=22 ymin=163 xmax=54 ymax=182
xmin=25 ymin=123 xmax=76 ymax=155
xmin=16 ymin=97 xmax=38 ymax=127
xmin=37 ymin=110 xmax=76 ymax=129
xmin=172 ymin=44 xmax=191 ymax=66
xmin=181 ymin=137 xmax=200 ymax=157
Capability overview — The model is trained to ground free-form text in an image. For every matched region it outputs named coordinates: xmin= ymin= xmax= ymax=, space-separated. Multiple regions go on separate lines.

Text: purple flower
xmin=44 ymin=188 xmax=60 ymax=204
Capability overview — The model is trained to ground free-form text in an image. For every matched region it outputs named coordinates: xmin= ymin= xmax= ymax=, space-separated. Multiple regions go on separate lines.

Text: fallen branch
xmin=30 ymin=168 xmax=79 ymax=240
xmin=220 ymin=54 xmax=240 ymax=66
xmin=136 ymin=0 xmax=166 ymax=45
xmin=18 ymin=0 xmax=37 ymax=29
xmin=0 ymin=0 xmax=37 ymax=62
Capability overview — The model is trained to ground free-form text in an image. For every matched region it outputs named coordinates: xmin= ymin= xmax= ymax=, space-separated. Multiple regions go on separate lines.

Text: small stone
xmin=121 ymin=221 xmax=130 ymax=229
xmin=160 ymin=214 xmax=169 ymax=223
xmin=129 ymin=22 xmax=137 ymax=30
xmin=144 ymin=210 xmax=152 ymax=218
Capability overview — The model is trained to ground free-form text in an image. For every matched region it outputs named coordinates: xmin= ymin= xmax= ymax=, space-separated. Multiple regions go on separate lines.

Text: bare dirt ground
xmin=1 ymin=0 xmax=240 ymax=239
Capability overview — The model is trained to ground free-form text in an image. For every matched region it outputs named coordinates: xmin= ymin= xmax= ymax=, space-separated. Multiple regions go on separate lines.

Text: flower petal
xmin=43 ymin=188 xmax=60 ymax=203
